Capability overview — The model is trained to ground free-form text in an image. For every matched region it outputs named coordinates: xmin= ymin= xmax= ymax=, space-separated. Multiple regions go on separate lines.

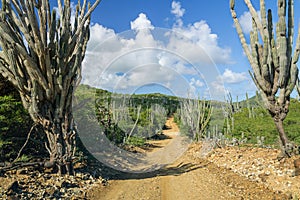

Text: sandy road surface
xmin=87 ymin=117 xmax=288 ymax=200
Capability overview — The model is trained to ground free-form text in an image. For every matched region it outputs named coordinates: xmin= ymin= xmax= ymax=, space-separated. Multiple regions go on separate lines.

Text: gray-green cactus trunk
xmin=0 ymin=0 xmax=101 ymax=174
xmin=37 ymin=100 xmax=76 ymax=175
xmin=230 ymin=0 xmax=300 ymax=156
xmin=274 ymin=119 xmax=289 ymax=147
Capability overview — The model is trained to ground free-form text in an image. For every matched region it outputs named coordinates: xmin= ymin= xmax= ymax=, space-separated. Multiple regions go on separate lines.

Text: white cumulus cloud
xmin=238 ymin=10 xmax=261 ymax=34
xmin=171 ymin=1 xmax=185 ymax=18
xmin=130 ymin=13 xmax=154 ymax=31
xmin=82 ymin=2 xmax=234 ymax=99
xmin=170 ymin=20 xmax=231 ymax=64
xmin=239 ymin=11 xmax=252 ymax=34
xmin=189 ymin=77 xmax=204 ymax=95
xmin=218 ymin=68 xmax=248 ymax=84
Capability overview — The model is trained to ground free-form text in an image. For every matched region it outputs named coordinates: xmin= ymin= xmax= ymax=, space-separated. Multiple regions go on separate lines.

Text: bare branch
xmin=14 ymin=123 xmax=38 ymax=163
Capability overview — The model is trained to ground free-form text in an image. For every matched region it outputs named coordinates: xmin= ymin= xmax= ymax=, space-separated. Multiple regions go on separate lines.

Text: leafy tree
xmin=0 ymin=0 xmax=101 ymax=174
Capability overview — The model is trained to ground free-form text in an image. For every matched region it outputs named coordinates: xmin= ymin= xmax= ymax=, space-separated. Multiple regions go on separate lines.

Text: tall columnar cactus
xmin=245 ymin=92 xmax=253 ymax=118
xmin=224 ymin=92 xmax=235 ymax=135
xmin=180 ymin=97 xmax=212 ymax=141
xmin=0 ymin=0 xmax=101 ymax=174
xmin=230 ymin=0 xmax=300 ymax=156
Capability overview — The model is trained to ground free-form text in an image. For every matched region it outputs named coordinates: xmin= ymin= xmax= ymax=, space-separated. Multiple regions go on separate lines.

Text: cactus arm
xmin=262 ymin=35 xmax=271 ymax=84
xmin=258 ymin=1 xmax=272 ymax=87
xmin=244 ymin=0 xmax=265 ymax=38
xmin=285 ymin=63 xmax=298 ymax=96
xmin=260 ymin=0 xmax=273 ymax=85
xmin=250 ymin=19 xmax=271 ymax=92
xmin=268 ymin=10 xmax=279 ymax=72
xmin=260 ymin=0 xmax=268 ymax=35
xmin=287 ymin=23 xmax=300 ymax=97
xmin=292 ymin=24 xmax=300 ymax=65
xmin=287 ymin=0 xmax=294 ymax=61
xmin=248 ymin=70 xmax=270 ymax=108
xmin=80 ymin=0 xmax=88 ymax=22
xmin=277 ymin=0 xmax=289 ymax=87
xmin=38 ymin=0 xmax=48 ymax=48
xmin=230 ymin=0 xmax=255 ymax=73
xmin=72 ymin=0 xmax=101 ymax=41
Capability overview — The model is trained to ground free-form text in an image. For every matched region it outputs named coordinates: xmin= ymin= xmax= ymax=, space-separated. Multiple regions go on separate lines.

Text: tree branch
xmin=13 ymin=123 xmax=38 ymax=163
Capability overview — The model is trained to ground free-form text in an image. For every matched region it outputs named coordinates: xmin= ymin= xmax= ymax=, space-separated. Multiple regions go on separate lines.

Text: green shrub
xmin=125 ymin=136 xmax=146 ymax=146
xmin=232 ymin=99 xmax=300 ymax=145
xmin=0 ymin=95 xmax=30 ymax=132
xmin=0 ymin=95 xmax=46 ymax=161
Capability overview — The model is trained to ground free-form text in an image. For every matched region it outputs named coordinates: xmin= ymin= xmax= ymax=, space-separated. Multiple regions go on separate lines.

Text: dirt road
xmin=87 ymin=118 xmax=288 ymax=200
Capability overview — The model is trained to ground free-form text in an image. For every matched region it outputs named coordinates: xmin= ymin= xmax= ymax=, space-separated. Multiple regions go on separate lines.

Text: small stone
xmin=6 ymin=195 xmax=19 ymax=200
xmin=72 ymin=187 xmax=83 ymax=195
xmin=264 ymin=170 xmax=271 ymax=176
xmin=44 ymin=161 xmax=55 ymax=168
xmin=5 ymin=180 xmax=19 ymax=194
xmin=43 ymin=174 xmax=52 ymax=179
xmin=258 ymin=174 xmax=267 ymax=182
xmin=60 ymin=187 xmax=67 ymax=193
xmin=16 ymin=169 xmax=27 ymax=175
xmin=75 ymin=173 xmax=84 ymax=179
xmin=293 ymin=159 xmax=300 ymax=176
xmin=46 ymin=187 xmax=60 ymax=198
xmin=56 ymin=180 xmax=68 ymax=188
xmin=80 ymin=174 xmax=89 ymax=180
xmin=101 ymin=178 xmax=109 ymax=186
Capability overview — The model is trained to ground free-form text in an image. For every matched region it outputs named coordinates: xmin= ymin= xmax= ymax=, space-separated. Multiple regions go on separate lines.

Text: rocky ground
xmin=1 ymin=143 xmax=298 ymax=200
xmin=1 ymin=118 xmax=300 ymax=199
xmin=87 ymin=143 xmax=299 ymax=200
xmin=203 ymin=144 xmax=300 ymax=198
xmin=0 ymin=165 xmax=108 ymax=199
xmin=86 ymin=118 xmax=300 ymax=199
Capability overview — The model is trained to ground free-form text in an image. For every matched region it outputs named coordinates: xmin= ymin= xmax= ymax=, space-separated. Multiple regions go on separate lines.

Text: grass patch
xmin=14 ymin=154 xmax=31 ymax=162
xmin=125 ymin=136 xmax=146 ymax=147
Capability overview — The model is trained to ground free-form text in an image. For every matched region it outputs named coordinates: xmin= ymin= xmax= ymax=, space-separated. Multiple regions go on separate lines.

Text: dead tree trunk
xmin=230 ymin=0 xmax=300 ymax=156
xmin=0 ymin=0 xmax=101 ymax=174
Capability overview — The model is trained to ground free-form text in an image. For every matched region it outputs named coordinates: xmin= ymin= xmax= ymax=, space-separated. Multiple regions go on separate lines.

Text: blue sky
xmin=74 ymin=0 xmax=300 ymax=100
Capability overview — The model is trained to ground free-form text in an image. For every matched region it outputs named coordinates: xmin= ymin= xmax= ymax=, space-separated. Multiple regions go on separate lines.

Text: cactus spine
xmin=230 ymin=0 xmax=300 ymax=156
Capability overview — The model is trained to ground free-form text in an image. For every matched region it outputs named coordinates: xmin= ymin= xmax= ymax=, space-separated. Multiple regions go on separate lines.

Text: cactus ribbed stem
xmin=230 ymin=0 xmax=300 ymax=155
xmin=0 ymin=0 xmax=101 ymax=175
